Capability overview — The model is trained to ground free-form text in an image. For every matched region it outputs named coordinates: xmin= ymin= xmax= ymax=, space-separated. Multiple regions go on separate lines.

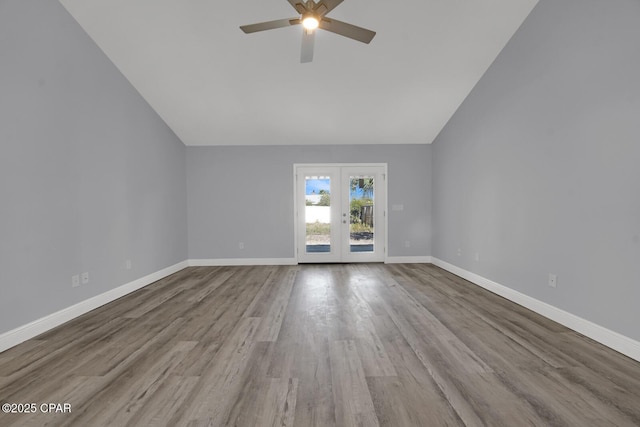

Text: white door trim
xmin=294 ymin=163 xmax=388 ymax=263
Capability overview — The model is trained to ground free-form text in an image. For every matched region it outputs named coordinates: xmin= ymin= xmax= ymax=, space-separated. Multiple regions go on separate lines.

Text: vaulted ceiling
xmin=59 ymin=0 xmax=538 ymax=146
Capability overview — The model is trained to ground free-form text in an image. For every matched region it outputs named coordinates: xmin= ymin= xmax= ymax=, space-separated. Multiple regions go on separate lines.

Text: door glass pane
xmin=349 ymin=176 xmax=374 ymax=253
xmin=305 ymin=176 xmax=331 ymax=253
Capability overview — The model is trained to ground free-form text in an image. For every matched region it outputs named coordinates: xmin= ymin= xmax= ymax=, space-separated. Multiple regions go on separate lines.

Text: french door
xmin=295 ymin=164 xmax=386 ymax=263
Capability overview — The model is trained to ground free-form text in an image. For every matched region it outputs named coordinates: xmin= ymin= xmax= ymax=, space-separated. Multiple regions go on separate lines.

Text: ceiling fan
xmin=240 ymin=0 xmax=376 ymax=63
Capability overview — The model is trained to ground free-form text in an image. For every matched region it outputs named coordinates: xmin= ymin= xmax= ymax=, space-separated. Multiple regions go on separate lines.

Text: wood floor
xmin=1 ymin=264 xmax=639 ymax=426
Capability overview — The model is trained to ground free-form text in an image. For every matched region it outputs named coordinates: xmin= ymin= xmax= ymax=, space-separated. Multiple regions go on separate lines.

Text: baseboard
xmin=189 ymin=257 xmax=433 ymax=266
xmin=0 ymin=260 xmax=189 ymax=354
xmin=430 ymin=258 xmax=640 ymax=363
xmin=188 ymin=258 xmax=298 ymax=267
xmin=385 ymin=256 xmax=432 ymax=264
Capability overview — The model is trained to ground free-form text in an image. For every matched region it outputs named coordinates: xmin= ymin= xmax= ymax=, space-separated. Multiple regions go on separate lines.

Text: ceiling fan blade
xmin=287 ymin=0 xmax=308 ymax=14
xmin=314 ymin=0 xmax=343 ymax=16
xmin=240 ymin=18 xmax=301 ymax=34
xmin=301 ymin=29 xmax=315 ymax=63
xmin=319 ymin=18 xmax=375 ymax=44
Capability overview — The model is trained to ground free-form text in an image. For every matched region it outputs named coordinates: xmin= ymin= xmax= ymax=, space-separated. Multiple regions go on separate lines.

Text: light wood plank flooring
xmin=1 ymin=264 xmax=639 ymax=426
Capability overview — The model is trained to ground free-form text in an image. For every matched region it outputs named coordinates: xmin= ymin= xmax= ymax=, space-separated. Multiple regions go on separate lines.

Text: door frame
xmin=293 ymin=163 xmax=388 ymax=263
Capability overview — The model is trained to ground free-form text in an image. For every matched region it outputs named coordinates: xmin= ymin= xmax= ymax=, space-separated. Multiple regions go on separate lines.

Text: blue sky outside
xmin=305 ymin=178 xmax=372 ymax=198
xmin=305 ymin=178 xmax=331 ymax=195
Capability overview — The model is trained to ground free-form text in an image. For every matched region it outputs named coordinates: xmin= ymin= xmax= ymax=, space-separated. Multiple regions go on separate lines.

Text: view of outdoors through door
xmin=304 ymin=174 xmax=376 ymax=254
xmin=304 ymin=175 xmax=332 ymax=253
xmin=348 ymin=175 xmax=375 ymax=253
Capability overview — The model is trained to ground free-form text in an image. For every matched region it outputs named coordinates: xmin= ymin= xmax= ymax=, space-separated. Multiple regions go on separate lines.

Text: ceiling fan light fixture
xmin=240 ymin=1 xmax=377 ymax=63
xmin=302 ymin=15 xmax=319 ymax=30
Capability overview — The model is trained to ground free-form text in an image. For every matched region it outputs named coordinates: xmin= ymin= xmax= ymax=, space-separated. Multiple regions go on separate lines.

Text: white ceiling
xmin=59 ymin=0 xmax=538 ymax=146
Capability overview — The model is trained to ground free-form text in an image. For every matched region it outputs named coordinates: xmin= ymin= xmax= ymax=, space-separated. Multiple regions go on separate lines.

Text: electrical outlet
xmin=475 ymin=252 xmax=480 ymax=262
xmin=125 ymin=259 xmax=132 ymax=270
xmin=81 ymin=272 xmax=89 ymax=285
xmin=239 ymin=242 xmax=244 ymax=250
xmin=548 ymin=274 xmax=557 ymax=288
xmin=405 ymin=240 xmax=411 ymax=248
xmin=457 ymin=248 xmax=462 ymax=256
xmin=71 ymin=275 xmax=80 ymax=288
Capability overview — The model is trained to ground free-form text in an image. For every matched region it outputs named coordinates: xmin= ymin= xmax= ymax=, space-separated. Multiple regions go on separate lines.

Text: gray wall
xmin=0 ymin=0 xmax=188 ymax=334
xmin=187 ymin=145 xmax=431 ymax=260
xmin=432 ymin=0 xmax=640 ymax=340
